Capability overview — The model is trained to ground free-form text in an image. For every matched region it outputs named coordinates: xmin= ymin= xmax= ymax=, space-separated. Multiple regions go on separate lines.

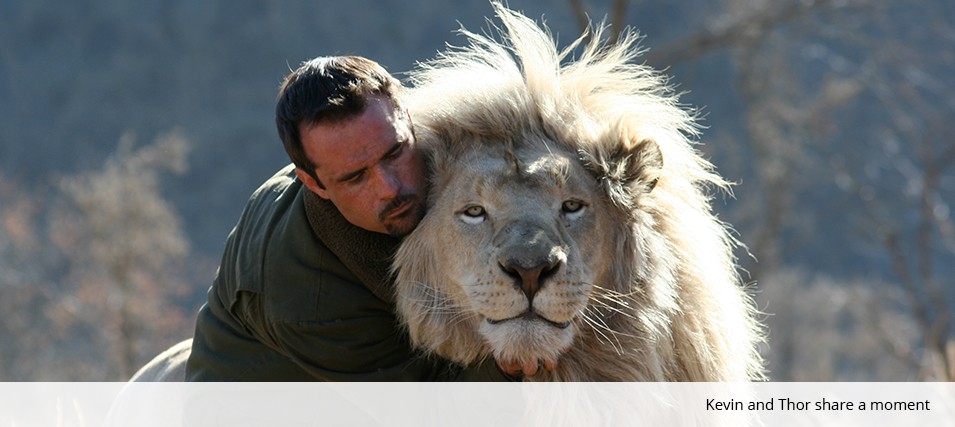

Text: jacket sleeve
xmin=244 ymin=245 xmax=506 ymax=381
xmin=187 ymin=259 xmax=510 ymax=381
xmin=263 ymin=298 xmax=508 ymax=381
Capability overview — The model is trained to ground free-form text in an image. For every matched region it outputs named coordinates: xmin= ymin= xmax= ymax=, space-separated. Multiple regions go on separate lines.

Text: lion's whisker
xmin=404 ymin=282 xmax=470 ymax=320
xmin=589 ymin=282 xmax=642 ymax=303
xmin=583 ymin=303 xmax=640 ymax=339
xmin=579 ymin=310 xmax=626 ymax=355
xmin=592 ymin=301 xmax=636 ymax=322
xmin=586 ymin=287 xmax=638 ymax=321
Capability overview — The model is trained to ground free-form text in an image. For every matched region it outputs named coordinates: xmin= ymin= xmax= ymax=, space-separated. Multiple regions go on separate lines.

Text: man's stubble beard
xmin=380 ymin=193 xmax=426 ymax=237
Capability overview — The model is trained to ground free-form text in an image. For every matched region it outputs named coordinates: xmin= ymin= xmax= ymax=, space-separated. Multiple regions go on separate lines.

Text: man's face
xmin=296 ymin=94 xmax=428 ymax=237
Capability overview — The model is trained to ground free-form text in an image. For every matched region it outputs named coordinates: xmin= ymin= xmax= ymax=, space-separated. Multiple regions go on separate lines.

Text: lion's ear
xmin=580 ymin=137 xmax=663 ymax=207
xmin=621 ymin=138 xmax=663 ymax=193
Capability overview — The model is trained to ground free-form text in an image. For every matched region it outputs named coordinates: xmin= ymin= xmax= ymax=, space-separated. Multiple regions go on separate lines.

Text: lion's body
xmin=394 ymin=4 xmax=764 ymax=381
xmin=128 ymin=339 xmax=190 ymax=382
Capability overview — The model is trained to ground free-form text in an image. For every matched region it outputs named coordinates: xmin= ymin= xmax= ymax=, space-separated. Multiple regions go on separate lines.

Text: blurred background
xmin=0 ymin=0 xmax=952 ymax=381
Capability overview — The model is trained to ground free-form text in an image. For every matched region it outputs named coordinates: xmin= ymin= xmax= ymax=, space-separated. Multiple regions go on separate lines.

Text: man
xmin=185 ymin=56 xmax=513 ymax=381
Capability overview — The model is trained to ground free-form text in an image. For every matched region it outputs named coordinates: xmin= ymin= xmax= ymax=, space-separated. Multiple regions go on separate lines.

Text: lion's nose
xmin=500 ymin=258 xmax=562 ymax=301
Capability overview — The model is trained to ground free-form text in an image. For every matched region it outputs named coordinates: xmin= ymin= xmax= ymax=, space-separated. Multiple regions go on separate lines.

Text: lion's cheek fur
xmin=394 ymin=218 xmax=491 ymax=365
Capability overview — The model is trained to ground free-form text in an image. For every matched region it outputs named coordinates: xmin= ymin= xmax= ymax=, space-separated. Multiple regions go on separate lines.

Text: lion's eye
xmin=561 ymin=200 xmax=587 ymax=220
xmin=460 ymin=205 xmax=487 ymax=224
xmin=562 ymin=200 xmax=584 ymax=213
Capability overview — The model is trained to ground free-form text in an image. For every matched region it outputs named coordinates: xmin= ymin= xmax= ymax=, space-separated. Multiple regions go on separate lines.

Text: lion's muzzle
xmin=495 ymin=221 xmax=567 ymax=301
xmin=499 ymin=257 xmax=561 ymax=301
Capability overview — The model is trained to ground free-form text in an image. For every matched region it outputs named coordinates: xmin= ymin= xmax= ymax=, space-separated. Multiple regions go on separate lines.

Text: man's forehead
xmin=306 ymin=116 xmax=409 ymax=179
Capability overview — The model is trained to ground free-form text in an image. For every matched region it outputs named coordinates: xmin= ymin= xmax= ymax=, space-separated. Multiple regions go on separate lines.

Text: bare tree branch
xmin=567 ymin=0 xmax=590 ymax=35
xmin=645 ymin=0 xmax=836 ymax=66
xmin=566 ymin=0 xmax=630 ymax=45
xmin=608 ymin=0 xmax=629 ymax=45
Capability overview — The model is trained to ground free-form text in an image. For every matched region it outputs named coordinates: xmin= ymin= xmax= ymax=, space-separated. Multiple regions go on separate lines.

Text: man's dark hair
xmin=275 ymin=56 xmax=402 ymax=187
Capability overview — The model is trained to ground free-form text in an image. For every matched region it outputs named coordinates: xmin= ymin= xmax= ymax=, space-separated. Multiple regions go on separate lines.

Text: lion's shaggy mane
xmin=394 ymin=4 xmax=764 ymax=381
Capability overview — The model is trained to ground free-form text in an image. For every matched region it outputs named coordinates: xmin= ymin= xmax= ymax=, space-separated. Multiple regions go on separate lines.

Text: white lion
xmin=392 ymin=3 xmax=764 ymax=381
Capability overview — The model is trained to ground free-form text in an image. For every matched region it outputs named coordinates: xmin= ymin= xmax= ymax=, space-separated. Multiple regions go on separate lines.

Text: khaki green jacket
xmin=186 ymin=165 xmax=504 ymax=381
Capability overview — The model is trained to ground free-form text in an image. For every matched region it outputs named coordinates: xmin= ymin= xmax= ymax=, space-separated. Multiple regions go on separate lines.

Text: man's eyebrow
xmin=333 ymin=141 xmax=403 ymax=184
xmin=336 ymin=167 xmax=366 ymax=184
xmin=381 ymin=141 xmax=402 ymax=158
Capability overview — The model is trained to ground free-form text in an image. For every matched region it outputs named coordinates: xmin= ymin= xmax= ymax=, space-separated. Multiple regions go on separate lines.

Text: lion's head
xmin=394 ymin=4 xmax=764 ymax=381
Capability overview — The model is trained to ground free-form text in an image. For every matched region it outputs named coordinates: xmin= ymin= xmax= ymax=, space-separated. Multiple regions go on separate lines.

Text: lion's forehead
xmin=455 ymin=143 xmax=593 ymax=195
xmin=524 ymin=151 xmax=571 ymax=174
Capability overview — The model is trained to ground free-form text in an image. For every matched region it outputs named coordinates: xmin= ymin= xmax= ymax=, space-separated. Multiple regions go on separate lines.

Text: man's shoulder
xmin=248 ymin=163 xmax=300 ymax=206
xmin=228 ymin=165 xmax=376 ymax=321
xmin=229 ymin=164 xmax=308 ymax=281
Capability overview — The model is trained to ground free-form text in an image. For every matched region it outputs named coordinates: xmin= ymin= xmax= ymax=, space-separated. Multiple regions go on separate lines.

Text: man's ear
xmin=295 ymin=168 xmax=330 ymax=199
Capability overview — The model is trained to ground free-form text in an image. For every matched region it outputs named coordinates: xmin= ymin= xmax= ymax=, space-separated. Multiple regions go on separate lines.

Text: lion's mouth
xmin=485 ymin=311 xmax=572 ymax=329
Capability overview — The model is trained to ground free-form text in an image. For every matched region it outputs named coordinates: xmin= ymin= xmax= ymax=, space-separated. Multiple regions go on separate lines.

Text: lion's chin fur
xmin=479 ymin=318 xmax=576 ymax=368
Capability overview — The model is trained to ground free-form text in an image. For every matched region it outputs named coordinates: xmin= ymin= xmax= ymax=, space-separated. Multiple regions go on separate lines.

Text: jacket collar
xmin=302 ymin=189 xmax=400 ymax=305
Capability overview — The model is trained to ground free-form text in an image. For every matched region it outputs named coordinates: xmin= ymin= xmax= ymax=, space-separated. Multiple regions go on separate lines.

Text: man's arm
xmin=186 ymin=260 xmax=510 ymax=381
xmin=265 ymin=302 xmax=509 ymax=381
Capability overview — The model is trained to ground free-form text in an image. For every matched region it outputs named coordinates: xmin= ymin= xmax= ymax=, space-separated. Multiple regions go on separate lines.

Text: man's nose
xmin=375 ymin=167 xmax=402 ymax=200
